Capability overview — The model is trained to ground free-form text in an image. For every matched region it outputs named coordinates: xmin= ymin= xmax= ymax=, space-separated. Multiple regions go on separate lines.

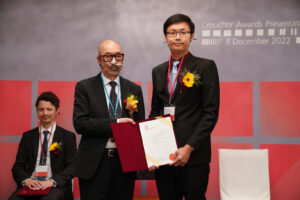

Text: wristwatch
xmin=49 ymin=178 xmax=57 ymax=187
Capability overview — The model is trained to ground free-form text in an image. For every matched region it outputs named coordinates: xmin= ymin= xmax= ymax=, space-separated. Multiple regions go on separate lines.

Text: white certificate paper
xmin=139 ymin=116 xmax=178 ymax=167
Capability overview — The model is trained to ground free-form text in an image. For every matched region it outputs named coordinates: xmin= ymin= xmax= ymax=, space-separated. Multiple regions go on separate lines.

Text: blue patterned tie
xmin=169 ymin=61 xmax=180 ymax=93
xmin=39 ymin=130 xmax=49 ymax=165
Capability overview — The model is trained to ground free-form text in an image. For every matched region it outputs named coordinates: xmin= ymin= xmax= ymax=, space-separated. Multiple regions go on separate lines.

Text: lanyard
xmin=167 ymin=55 xmax=185 ymax=102
xmin=101 ymin=73 xmax=120 ymax=117
xmin=39 ymin=125 xmax=53 ymax=160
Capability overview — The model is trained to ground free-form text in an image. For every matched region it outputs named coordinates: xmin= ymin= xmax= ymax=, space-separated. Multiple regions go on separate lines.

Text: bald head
xmin=98 ymin=40 xmax=122 ymax=55
xmin=97 ymin=40 xmax=124 ymax=80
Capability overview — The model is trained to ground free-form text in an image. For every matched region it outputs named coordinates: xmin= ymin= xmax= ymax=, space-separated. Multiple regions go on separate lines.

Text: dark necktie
xmin=39 ymin=130 xmax=49 ymax=165
xmin=108 ymin=81 xmax=122 ymax=119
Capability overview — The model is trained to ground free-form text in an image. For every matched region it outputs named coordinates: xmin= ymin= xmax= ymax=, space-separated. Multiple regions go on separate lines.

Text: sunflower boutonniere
xmin=49 ymin=142 xmax=63 ymax=156
xmin=179 ymin=69 xmax=202 ymax=93
xmin=124 ymin=93 xmax=139 ymax=118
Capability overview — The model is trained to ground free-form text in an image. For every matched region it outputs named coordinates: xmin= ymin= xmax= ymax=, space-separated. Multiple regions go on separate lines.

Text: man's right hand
xmin=24 ymin=178 xmax=43 ymax=190
xmin=148 ymin=165 xmax=159 ymax=171
xmin=118 ymin=118 xmax=135 ymax=124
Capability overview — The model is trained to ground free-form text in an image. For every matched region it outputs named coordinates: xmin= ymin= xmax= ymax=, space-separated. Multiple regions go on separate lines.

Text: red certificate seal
xmin=169 ymin=153 xmax=175 ymax=161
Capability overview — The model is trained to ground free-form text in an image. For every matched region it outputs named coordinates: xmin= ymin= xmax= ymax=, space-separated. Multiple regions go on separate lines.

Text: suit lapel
xmin=50 ymin=126 xmax=62 ymax=173
xmin=94 ymin=73 xmax=110 ymax=116
xmin=52 ymin=126 xmax=61 ymax=145
xmin=171 ymin=54 xmax=196 ymax=102
xmin=120 ymin=77 xmax=130 ymax=117
xmin=158 ymin=63 xmax=170 ymax=103
xmin=32 ymin=128 xmax=40 ymax=163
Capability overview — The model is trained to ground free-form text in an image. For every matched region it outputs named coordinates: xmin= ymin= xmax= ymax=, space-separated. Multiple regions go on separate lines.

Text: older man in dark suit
xmin=73 ymin=40 xmax=145 ymax=200
xmin=149 ymin=14 xmax=220 ymax=200
xmin=9 ymin=91 xmax=77 ymax=200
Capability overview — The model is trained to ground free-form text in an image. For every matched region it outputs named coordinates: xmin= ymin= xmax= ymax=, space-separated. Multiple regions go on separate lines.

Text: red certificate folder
xmin=110 ymin=115 xmax=176 ymax=173
xmin=17 ymin=186 xmax=52 ymax=196
xmin=110 ymin=121 xmax=148 ymax=172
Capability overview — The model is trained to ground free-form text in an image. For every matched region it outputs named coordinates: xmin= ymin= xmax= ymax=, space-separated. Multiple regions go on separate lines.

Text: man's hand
xmin=170 ymin=144 xmax=193 ymax=167
xmin=39 ymin=180 xmax=54 ymax=190
xmin=24 ymin=178 xmax=54 ymax=190
xmin=148 ymin=165 xmax=159 ymax=171
xmin=24 ymin=178 xmax=42 ymax=190
xmin=118 ymin=118 xmax=135 ymax=125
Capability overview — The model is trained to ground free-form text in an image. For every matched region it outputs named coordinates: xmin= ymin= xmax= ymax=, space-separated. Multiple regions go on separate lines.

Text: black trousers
xmin=9 ymin=187 xmax=64 ymax=200
xmin=155 ymin=163 xmax=210 ymax=200
xmin=79 ymin=154 xmax=136 ymax=200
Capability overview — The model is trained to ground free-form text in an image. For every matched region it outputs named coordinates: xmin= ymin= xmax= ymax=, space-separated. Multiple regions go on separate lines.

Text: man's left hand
xmin=118 ymin=118 xmax=135 ymax=124
xmin=39 ymin=180 xmax=54 ymax=190
xmin=170 ymin=144 xmax=193 ymax=167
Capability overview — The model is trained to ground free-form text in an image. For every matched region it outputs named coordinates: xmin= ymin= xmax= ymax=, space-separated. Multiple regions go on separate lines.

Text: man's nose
xmin=111 ymin=57 xmax=117 ymax=64
xmin=175 ymin=32 xmax=181 ymax=39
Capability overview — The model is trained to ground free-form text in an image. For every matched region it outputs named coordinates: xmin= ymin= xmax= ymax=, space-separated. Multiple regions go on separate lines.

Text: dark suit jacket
xmin=11 ymin=125 xmax=77 ymax=200
xmin=149 ymin=53 xmax=220 ymax=165
xmin=73 ymin=73 xmax=145 ymax=180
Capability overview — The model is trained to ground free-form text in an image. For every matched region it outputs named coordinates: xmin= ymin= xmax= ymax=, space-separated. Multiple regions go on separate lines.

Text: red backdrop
xmin=1 ymin=80 xmax=299 ymax=199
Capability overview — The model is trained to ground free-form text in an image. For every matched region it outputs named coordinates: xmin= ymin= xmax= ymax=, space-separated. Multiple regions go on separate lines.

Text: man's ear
xmin=190 ymin=34 xmax=194 ymax=42
xmin=164 ymin=35 xmax=168 ymax=43
xmin=97 ymin=56 xmax=103 ymax=69
xmin=97 ymin=56 xmax=101 ymax=64
xmin=55 ymin=109 xmax=60 ymax=117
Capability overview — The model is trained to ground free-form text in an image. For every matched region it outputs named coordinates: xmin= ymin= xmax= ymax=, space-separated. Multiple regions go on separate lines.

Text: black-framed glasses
xmin=99 ymin=53 xmax=124 ymax=62
xmin=166 ymin=31 xmax=191 ymax=37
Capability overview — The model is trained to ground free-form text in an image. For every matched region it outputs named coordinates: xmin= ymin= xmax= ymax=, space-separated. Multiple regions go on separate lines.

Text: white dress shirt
xmin=31 ymin=123 xmax=56 ymax=179
xmin=102 ymin=74 xmax=122 ymax=148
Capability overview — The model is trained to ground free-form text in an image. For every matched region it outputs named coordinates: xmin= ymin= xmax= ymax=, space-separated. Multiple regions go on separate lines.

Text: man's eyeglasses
xmin=99 ymin=54 xmax=124 ymax=62
xmin=166 ymin=31 xmax=191 ymax=38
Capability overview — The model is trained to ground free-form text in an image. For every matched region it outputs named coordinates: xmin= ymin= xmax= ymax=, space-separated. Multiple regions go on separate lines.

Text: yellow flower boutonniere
xmin=179 ymin=69 xmax=202 ymax=93
xmin=49 ymin=142 xmax=63 ymax=156
xmin=124 ymin=94 xmax=139 ymax=118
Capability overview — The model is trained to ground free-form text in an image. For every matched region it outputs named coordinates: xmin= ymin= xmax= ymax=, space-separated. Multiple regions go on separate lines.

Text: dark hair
xmin=163 ymin=13 xmax=195 ymax=35
xmin=35 ymin=91 xmax=60 ymax=110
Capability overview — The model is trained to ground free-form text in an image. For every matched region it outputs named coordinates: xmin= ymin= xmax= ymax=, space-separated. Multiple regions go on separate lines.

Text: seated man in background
xmin=9 ymin=91 xmax=77 ymax=200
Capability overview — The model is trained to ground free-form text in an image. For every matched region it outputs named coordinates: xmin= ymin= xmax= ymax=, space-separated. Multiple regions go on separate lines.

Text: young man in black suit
xmin=149 ymin=14 xmax=220 ymax=200
xmin=9 ymin=91 xmax=77 ymax=200
xmin=73 ymin=40 xmax=145 ymax=200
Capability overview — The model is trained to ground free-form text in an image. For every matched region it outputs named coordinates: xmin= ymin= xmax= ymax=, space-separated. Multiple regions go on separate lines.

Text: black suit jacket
xmin=73 ymin=73 xmax=145 ymax=180
xmin=11 ymin=125 xmax=77 ymax=200
xmin=149 ymin=53 xmax=220 ymax=165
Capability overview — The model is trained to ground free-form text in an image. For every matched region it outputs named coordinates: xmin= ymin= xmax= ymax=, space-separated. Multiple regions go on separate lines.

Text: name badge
xmin=35 ymin=165 xmax=48 ymax=177
xmin=164 ymin=106 xmax=175 ymax=121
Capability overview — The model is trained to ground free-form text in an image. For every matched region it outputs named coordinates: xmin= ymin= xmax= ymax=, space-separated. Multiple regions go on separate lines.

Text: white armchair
xmin=219 ymin=149 xmax=270 ymax=200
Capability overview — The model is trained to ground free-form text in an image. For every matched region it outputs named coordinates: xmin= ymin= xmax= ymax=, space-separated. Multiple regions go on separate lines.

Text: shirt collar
xmin=170 ymin=51 xmax=190 ymax=64
xmin=101 ymin=73 xmax=120 ymax=86
xmin=40 ymin=122 xmax=56 ymax=135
